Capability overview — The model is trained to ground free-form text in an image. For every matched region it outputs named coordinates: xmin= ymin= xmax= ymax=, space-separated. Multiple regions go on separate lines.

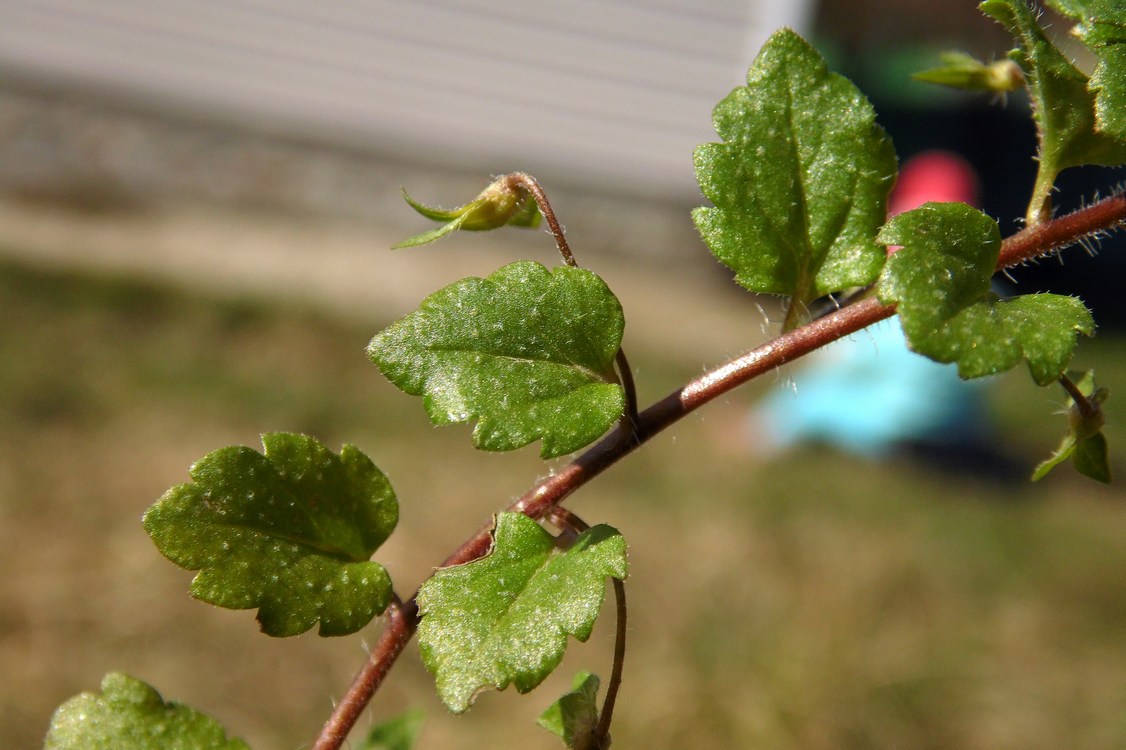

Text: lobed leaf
xmin=878 ymin=202 xmax=1094 ymax=385
xmin=368 ymin=261 xmax=626 ymax=458
xmin=982 ymin=0 xmax=1126 ymax=221
xmin=692 ymin=28 xmax=897 ymax=327
xmin=416 ymin=513 xmax=628 ymax=713
xmin=537 ymin=672 xmax=603 ymax=749
xmin=144 ymin=433 xmax=397 ymax=637
xmin=1047 ymin=0 xmax=1126 ymax=141
xmin=45 ymin=673 xmax=249 ymax=750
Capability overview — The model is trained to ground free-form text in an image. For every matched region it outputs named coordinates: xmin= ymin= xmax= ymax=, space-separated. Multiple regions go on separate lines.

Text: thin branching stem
xmin=1058 ymin=372 xmax=1097 ymax=420
xmin=615 ymin=348 xmax=640 ymax=439
xmin=508 ymin=172 xmax=641 ymax=440
xmin=544 ymin=507 xmax=626 ymax=748
xmin=310 ymin=595 xmax=416 ymax=750
xmin=596 ymin=577 xmax=627 ymax=748
xmin=508 ymin=172 xmax=578 ymax=268
xmin=545 ymin=505 xmax=588 ymax=543
xmin=310 ymin=190 xmax=1126 ymax=750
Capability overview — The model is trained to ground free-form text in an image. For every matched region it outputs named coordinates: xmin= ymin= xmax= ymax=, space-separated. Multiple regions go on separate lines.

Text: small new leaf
xmin=1073 ymin=431 xmax=1112 ymax=482
xmin=1033 ymin=371 xmax=1111 ymax=482
xmin=144 ymin=433 xmax=397 ymax=637
xmin=913 ymin=51 xmax=1024 ymax=92
xmin=417 ymin=513 xmax=628 ymax=713
xmin=878 ymin=202 xmax=1094 ymax=384
xmin=538 ymin=672 xmax=603 ymax=750
xmin=394 ymin=176 xmax=541 ymax=248
xmin=693 ymin=28 xmax=896 ymax=329
xmin=355 ymin=709 xmax=425 ymax=750
xmin=368 ymin=261 xmax=626 ymax=458
xmin=45 ymin=673 xmax=250 ymax=750
xmin=982 ymin=0 xmax=1126 ymax=223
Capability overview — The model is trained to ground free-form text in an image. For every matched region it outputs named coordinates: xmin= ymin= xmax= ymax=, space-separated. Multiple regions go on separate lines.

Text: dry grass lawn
xmin=3 ymin=257 xmax=1126 ymax=750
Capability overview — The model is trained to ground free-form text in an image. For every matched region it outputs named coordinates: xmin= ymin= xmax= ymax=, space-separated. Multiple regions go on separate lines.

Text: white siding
xmin=0 ymin=0 xmax=812 ymax=199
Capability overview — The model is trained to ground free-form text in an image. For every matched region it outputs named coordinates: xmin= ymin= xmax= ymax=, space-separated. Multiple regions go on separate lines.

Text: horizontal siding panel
xmin=0 ymin=0 xmax=812 ymax=199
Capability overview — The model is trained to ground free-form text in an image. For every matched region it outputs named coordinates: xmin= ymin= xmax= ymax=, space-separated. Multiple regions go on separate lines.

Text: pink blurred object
xmin=890 ymin=150 xmax=980 ymax=216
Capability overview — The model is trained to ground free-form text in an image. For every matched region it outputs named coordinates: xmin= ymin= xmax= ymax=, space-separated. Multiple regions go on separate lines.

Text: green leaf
xmin=877 ymin=202 xmax=1094 ymax=384
xmin=1032 ymin=430 xmax=1081 ymax=480
xmin=355 ymin=709 xmax=425 ymax=750
xmin=45 ymin=673 xmax=250 ymax=750
xmin=1044 ymin=0 xmax=1089 ymax=15
xmin=394 ymin=177 xmax=541 ymax=248
xmin=1090 ymin=44 xmax=1126 ymax=139
xmin=982 ymin=0 xmax=1126 ymax=222
xmin=913 ymin=51 xmax=1024 ymax=92
xmin=692 ymin=28 xmax=897 ymax=328
xmin=416 ymin=513 xmax=628 ymax=713
xmin=1073 ymin=431 xmax=1112 ymax=482
xmin=1033 ymin=371 xmax=1111 ymax=482
xmin=144 ymin=433 xmax=397 ymax=637
xmin=368 ymin=261 xmax=626 ymax=458
xmin=537 ymin=672 xmax=603 ymax=749
xmin=1048 ymin=0 xmax=1126 ymax=141
xmin=926 ymin=294 xmax=1096 ymax=384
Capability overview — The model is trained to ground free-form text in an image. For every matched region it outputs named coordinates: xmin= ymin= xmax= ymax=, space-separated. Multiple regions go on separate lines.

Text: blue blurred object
xmin=746 ymin=150 xmax=995 ymax=462
xmin=749 ymin=316 xmax=988 ymax=459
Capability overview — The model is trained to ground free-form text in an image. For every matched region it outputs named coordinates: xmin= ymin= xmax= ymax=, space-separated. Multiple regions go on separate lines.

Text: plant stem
xmin=545 ymin=505 xmax=588 ymax=544
xmin=615 ymin=348 xmax=640 ymax=438
xmin=508 ymin=172 xmax=641 ymax=438
xmin=508 ymin=172 xmax=578 ymax=268
xmin=310 ymin=595 xmax=416 ymax=750
xmin=1000 ymin=190 xmax=1126 ymax=266
xmin=596 ymin=577 xmax=627 ymax=748
xmin=1027 ymin=165 xmax=1056 ymax=227
xmin=1058 ymin=372 xmax=1097 ymax=420
xmin=543 ymin=506 xmax=626 ymax=748
xmin=310 ymin=190 xmax=1126 ymax=750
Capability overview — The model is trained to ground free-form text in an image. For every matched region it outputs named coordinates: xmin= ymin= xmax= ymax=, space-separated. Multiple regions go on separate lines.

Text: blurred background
xmin=2 ymin=1 xmax=1125 ymax=749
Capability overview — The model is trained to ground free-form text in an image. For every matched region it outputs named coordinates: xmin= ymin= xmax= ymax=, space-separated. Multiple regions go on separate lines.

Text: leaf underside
xmin=369 ymin=261 xmax=626 ymax=458
xmin=417 ymin=513 xmax=628 ymax=713
xmin=45 ymin=673 xmax=249 ymax=750
xmin=878 ymin=202 xmax=1094 ymax=385
xmin=144 ymin=432 xmax=398 ymax=637
xmin=693 ymin=28 xmax=897 ymax=320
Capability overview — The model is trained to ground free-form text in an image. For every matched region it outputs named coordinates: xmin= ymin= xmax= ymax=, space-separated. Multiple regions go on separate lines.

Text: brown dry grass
xmin=3 ymin=258 xmax=1126 ymax=750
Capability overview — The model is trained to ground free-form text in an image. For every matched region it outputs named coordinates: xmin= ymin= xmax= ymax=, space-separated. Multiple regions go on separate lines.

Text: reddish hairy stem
xmin=507 ymin=171 xmax=577 ymax=267
xmin=999 ymin=192 xmax=1126 ymax=267
xmin=310 ymin=595 xmax=415 ymax=750
xmin=311 ymin=192 xmax=1126 ymax=750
